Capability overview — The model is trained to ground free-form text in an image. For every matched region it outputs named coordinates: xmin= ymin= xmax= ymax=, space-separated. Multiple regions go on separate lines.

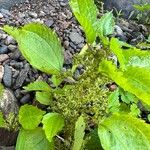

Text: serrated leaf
xmin=16 ymin=128 xmax=54 ymax=150
xmin=42 ymin=113 xmax=64 ymax=142
xmin=107 ymin=88 xmax=120 ymax=113
xmin=23 ymin=81 xmax=51 ymax=92
xmin=19 ymin=104 xmax=45 ymax=130
xmin=0 ymin=112 xmax=5 ymax=127
xmin=36 ymin=91 xmax=52 ymax=105
xmin=130 ymin=103 xmax=141 ymax=117
xmin=94 ymin=12 xmax=115 ymax=37
xmin=73 ymin=116 xmax=86 ymax=150
xmin=110 ymin=38 xmax=150 ymax=70
xmin=119 ymin=88 xmax=137 ymax=104
xmin=99 ymin=60 xmax=150 ymax=106
xmin=51 ymin=75 xmax=62 ymax=87
xmin=3 ymin=23 xmax=64 ymax=75
xmin=69 ymin=0 xmax=97 ymax=43
xmin=98 ymin=113 xmax=150 ymax=150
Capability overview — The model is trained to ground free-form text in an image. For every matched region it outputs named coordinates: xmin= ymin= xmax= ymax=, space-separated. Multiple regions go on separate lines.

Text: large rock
xmin=0 ymin=0 xmax=26 ymax=9
xmin=0 ymin=88 xmax=19 ymax=146
xmin=103 ymin=0 xmax=150 ymax=19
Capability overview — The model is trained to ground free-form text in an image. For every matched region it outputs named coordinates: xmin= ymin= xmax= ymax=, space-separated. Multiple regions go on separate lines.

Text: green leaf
xmin=3 ymin=23 xmax=64 ymax=75
xmin=51 ymin=75 xmax=62 ymax=87
xmin=133 ymin=4 xmax=150 ymax=11
xmin=69 ymin=0 xmax=97 ymax=43
xmin=0 ymin=112 xmax=5 ymax=127
xmin=99 ymin=60 xmax=150 ymax=106
xmin=19 ymin=104 xmax=45 ymax=130
xmin=42 ymin=113 xmax=64 ymax=142
xmin=119 ymin=88 xmax=138 ymax=104
xmin=107 ymin=88 xmax=120 ymax=113
xmin=16 ymin=128 xmax=54 ymax=150
xmin=110 ymin=38 xmax=150 ymax=70
xmin=73 ymin=116 xmax=86 ymax=150
xmin=85 ymin=129 xmax=103 ymax=150
xmin=130 ymin=103 xmax=141 ymax=117
xmin=98 ymin=113 xmax=150 ymax=150
xmin=23 ymin=81 xmax=51 ymax=92
xmin=94 ymin=12 xmax=115 ymax=37
xmin=36 ymin=91 xmax=52 ymax=105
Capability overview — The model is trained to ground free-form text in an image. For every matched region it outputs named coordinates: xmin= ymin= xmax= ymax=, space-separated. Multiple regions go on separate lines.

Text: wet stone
xmin=3 ymin=65 xmax=12 ymax=87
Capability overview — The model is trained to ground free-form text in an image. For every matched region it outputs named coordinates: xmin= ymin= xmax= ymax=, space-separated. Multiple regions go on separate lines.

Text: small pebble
xmin=3 ymin=65 xmax=12 ymax=87
xmin=0 ymin=13 xmax=3 ymax=19
xmin=5 ymin=36 xmax=16 ymax=45
xmin=28 ymin=12 xmax=38 ymax=18
xmin=20 ymin=94 xmax=31 ymax=104
xmin=0 ymin=54 xmax=9 ymax=62
xmin=0 ymin=45 xmax=8 ymax=54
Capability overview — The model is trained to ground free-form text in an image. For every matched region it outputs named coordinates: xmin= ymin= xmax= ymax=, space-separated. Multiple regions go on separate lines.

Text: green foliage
xmin=94 ymin=12 xmax=115 ymax=37
xmin=19 ymin=104 xmax=45 ymax=130
xmin=99 ymin=38 xmax=150 ymax=106
xmin=85 ymin=129 xmax=103 ymax=150
xmin=0 ymin=112 xmax=5 ymax=127
xmin=3 ymin=23 xmax=64 ymax=75
xmin=24 ymin=81 xmax=52 ymax=105
xmin=36 ymin=91 xmax=52 ymax=105
xmin=133 ymin=4 xmax=150 ymax=11
xmin=70 ymin=0 xmax=115 ymax=44
xmin=42 ymin=113 xmax=64 ymax=142
xmin=72 ymin=116 xmax=86 ymax=150
xmin=98 ymin=113 xmax=150 ymax=150
xmin=16 ymin=128 xmax=54 ymax=150
xmin=69 ymin=0 xmax=98 ymax=43
xmin=23 ymin=81 xmax=51 ymax=92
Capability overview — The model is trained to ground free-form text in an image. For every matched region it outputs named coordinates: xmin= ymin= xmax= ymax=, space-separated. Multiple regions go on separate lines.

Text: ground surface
xmin=0 ymin=0 xmax=149 ymax=149
xmin=0 ymin=0 xmax=26 ymax=9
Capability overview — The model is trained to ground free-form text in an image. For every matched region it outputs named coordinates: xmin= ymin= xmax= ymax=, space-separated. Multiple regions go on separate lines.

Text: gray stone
xmin=69 ymin=32 xmax=84 ymax=44
xmin=0 ymin=45 xmax=8 ymax=54
xmin=0 ymin=0 xmax=26 ymax=9
xmin=14 ymin=63 xmax=30 ymax=89
xmin=5 ymin=36 xmax=16 ymax=45
xmin=0 ymin=54 xmax=9 ymax=63
xmin=0 ymin=88 xmax=18 ymax=119
xmin=45 ymin=19 xmax=54 ymax=27
xmin=0 ymin=13 xmax=3 ymax=19
xmin=3 ymin=65 xmax=12 ymax=88
xmin=28 ymin=12 xmax=38 ymax=18
xmin=0 ymin=88 xmax=19 ymax=146
xmin=20 ymin=94 xmax=31 ymax=104
xmin=0 ymin=146 xmax=15 ymax=150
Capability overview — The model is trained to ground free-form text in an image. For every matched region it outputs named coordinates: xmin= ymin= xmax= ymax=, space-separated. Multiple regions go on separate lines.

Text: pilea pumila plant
xmin=0 ymin=0 xmax=150 ymax=149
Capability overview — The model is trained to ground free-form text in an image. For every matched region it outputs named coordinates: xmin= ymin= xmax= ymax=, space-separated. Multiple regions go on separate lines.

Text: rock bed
xmin=0 ymin=0 xmax=149 ymax=112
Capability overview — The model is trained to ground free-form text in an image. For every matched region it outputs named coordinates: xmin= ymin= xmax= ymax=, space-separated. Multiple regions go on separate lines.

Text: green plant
xmin=2 ymin=0 xmax=150 ymax=149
